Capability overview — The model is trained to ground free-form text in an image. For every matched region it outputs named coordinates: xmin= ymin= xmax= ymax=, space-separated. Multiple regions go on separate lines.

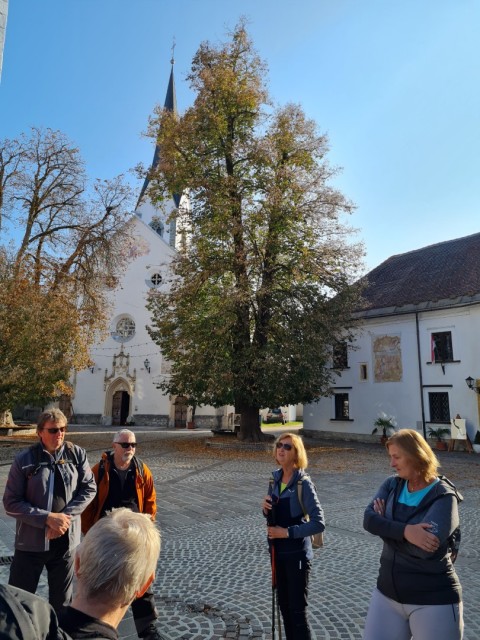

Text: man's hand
xmin=46 ymin=525 xmax=63 ymax=540
xmin=46 ymin=512 xmax=71 ymax=535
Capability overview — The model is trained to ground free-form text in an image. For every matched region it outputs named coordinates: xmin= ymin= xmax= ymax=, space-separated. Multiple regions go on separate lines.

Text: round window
xmin=114 ymin=317 xmax=135 ymax=342
xmin=150 ymin=273 xmax=162 ymax=286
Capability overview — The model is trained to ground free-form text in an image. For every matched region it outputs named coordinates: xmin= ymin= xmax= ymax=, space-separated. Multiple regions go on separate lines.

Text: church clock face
xmin=112 ymin=317 xmax=136 ymax=343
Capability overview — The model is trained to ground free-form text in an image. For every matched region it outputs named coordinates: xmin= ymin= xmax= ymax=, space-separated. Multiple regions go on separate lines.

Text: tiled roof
xmin=357 ymin=232 xmax=480 ymax=314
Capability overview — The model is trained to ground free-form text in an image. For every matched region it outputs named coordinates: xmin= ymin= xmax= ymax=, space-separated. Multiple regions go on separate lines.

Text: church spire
xmin=135 ymin=51 xmax=178 ymax=211
xmin=164 ymin=40 xmax=177 ymax=114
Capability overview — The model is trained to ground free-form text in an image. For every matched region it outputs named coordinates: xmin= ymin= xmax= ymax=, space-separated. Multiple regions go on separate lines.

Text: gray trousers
xmin=363 ymin=588 xmax=463 ymax=640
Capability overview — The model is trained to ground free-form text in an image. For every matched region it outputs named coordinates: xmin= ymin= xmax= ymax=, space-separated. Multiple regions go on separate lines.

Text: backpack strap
xmin=133 ymin=455 xmax=145 ymax=480
xmin=97 ymin=453 xmax=145 ymax=484
xmin=297 ymin=478 xmax=309 ymax=521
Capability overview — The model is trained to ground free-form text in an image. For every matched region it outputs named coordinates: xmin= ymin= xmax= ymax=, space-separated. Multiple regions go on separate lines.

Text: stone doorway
xmin=174 ymin=396 xmax=188 ymax=428
xmin=112 ymin=390 xmax=130 ymax=426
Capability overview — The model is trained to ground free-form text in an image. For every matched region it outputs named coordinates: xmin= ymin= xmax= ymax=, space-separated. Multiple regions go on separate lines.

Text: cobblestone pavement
xmin=0 ymin=428 xmax=479 ymax=639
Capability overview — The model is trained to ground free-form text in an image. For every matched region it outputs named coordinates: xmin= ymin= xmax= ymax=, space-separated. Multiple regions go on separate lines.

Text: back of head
xmin=76 ymin=507 xmax=161 ymax=607
xmin=0 ymin=584 xmax=69 ymax=640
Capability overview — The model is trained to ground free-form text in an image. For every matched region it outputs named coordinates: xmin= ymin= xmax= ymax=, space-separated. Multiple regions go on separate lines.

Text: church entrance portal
xmin=174 ymin=396 xmax=187 ymax=428
xmin=112 ymin=390 xmax=130 ymax=426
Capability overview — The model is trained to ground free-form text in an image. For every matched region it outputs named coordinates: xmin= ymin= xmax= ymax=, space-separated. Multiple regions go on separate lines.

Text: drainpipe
xmin=415 ymin=311 xmax=427 ymax=439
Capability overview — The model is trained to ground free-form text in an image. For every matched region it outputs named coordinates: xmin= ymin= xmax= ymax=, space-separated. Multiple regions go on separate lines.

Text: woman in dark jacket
xmin=262 ymin=432 xmax=325 ymax=640
xmin=363 ymin=429 xmax=463 ymax=640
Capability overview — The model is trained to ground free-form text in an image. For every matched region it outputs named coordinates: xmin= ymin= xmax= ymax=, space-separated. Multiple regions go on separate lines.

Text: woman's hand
xmin=268 ymin=526 xmax=288 ymax=539
xmin=262 ymin=495 xmax=273 ymax=514
xmin=404 ymin=523 xmax=440 ymax=552
xmin=373 ymin=498 xmax=385 ymax=516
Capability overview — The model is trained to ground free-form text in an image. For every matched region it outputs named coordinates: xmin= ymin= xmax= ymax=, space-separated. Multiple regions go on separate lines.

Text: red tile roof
xmin=357 ymin=232 xmax=480 ymax=314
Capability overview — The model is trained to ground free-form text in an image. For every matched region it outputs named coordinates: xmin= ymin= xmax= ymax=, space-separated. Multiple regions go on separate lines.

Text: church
xmin=72 ymin=63 xmax=224 ymax=429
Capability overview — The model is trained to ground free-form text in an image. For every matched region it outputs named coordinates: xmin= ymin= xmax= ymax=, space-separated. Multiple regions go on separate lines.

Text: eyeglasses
xmin=44 ymin=427 xmax=66 ymax=434
xmin=276 ymin=442 xmax=293 ymax=451
xmin=116 ymin=442 xmax=137 ymax=449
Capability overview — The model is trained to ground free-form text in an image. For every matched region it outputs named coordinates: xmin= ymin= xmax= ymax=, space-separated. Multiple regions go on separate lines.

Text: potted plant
xmin=473 ymin=431 xmax=480 ymax=454
xmin=427 ymin=427 xmax=450 ymax=451
xmin=372 ymin=414 xmax=397 ymax=444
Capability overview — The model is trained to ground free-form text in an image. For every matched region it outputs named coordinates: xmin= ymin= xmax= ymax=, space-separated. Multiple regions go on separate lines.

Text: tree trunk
xmin=0 ymin=410 xmax=15 ymax=427
xmin=237 ymin=405 xmax=268 ymax=442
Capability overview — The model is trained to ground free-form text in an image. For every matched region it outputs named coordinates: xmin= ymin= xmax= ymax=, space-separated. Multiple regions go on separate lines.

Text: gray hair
xmin=76 ymin=508 xmax=161 ymax=606
xmin=37 ymin=409 xmax=67 ymax=431
xmin=113 ymin=429 xmax=135 ymax=443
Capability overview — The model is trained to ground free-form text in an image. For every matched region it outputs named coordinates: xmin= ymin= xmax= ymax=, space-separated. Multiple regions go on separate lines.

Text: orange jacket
xmin=81 ymin=451 xmax=156 ymax=535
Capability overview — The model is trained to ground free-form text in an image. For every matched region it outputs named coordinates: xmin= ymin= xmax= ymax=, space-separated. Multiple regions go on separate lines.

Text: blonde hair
xmin=387 ymin=428 xmax=439 ymax=482
xmin=273 ymin=432 xmax=308 ymax=470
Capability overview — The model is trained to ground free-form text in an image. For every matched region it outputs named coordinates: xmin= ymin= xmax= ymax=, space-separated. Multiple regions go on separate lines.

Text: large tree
xmin=0 ymin=127 xmax=135 ymax=415
xmin=146 ymin=23 xmax=364 ymax=441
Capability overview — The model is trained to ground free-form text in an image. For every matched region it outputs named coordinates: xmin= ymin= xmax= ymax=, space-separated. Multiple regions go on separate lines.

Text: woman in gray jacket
xmin=363 ymin=428 xmax=463 ymax=640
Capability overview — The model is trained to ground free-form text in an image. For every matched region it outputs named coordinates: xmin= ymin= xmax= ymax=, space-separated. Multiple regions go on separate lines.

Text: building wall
xmin=73 ymin=217 xmax=176 ymax=425
xmin=304 ymin=305 xmax=480 ymax=442
xmin=0 ymin=0 xmax=8 ymax=80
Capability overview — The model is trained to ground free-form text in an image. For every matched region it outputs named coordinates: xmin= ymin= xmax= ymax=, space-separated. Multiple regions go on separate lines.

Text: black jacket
xmin=0 ymin=584 xmax=71 ymax=640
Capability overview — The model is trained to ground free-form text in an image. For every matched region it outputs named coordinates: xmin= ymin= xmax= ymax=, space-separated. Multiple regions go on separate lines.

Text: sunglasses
xmin=44 ymin=427 xmax=66 ymax=434
xmin=276 ymin=442 xmax=293 ymax=451
xmin=116 ymin=442 xmax=137 ymax=449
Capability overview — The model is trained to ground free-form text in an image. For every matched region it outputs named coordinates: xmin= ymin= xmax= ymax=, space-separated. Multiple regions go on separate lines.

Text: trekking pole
xmin=271 ymin=543 xmax=276 ymax=640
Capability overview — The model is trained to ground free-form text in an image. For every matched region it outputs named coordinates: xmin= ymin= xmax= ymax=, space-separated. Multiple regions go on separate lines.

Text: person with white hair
xmin=58 ymin=508 xmax=161 ymax=639
xmin=80 ymin=429 xmax=161 ymax=640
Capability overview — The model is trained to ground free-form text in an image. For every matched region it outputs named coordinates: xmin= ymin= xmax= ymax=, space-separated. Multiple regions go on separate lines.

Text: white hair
xmin=76 ymin=508 xmax=161 ymax=606
xmin=113 ymin=429 xmax=135 ymax=442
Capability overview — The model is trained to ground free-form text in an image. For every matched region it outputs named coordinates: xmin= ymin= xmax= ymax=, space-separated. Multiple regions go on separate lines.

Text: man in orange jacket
xmin=81 ymin=429 xmax=162 ymax=640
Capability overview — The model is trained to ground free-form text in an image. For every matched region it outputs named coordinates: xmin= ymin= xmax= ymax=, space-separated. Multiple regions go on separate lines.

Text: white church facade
xmin=71 ymin=64 xmax=224 ymax=429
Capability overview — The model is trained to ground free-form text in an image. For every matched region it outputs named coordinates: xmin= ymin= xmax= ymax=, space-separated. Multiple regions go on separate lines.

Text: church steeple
xmin=164 ymin=43 xmax=177 ymax=114
xmin=135 ymin=52 xmax=179 ymax=212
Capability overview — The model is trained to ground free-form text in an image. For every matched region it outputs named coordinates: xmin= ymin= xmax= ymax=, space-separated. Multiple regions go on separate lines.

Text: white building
xmin=72 ymin=64 xmax=222 ymax=429
xmin=304 ymin=233 xmax=480 ymax=443
xmin=0 ymin=0 xmax=8 ymax=81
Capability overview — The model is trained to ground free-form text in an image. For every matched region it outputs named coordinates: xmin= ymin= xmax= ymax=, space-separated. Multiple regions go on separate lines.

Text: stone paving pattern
xmin=0 ymin=428 xmax=479 ymax=639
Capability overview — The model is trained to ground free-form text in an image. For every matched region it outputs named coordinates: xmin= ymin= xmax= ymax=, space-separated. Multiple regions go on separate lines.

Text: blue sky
xmin=1 ymin=0 xmax=479 ymax=271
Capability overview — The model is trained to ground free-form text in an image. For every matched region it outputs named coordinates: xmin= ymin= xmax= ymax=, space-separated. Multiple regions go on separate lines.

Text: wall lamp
xmin=465 ymin=376 xmax=480 ymax=394
xmin=89 ymin=363 xmax=95 ymax=374
xmin=144 ymin=358 xmax=151 ymax=374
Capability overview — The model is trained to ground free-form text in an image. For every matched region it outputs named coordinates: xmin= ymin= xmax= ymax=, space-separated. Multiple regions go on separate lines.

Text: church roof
xmin=135 ymin=63 xmax=180 ymax=210
xmin=356 ymin=232 xmax=480 ymax=317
